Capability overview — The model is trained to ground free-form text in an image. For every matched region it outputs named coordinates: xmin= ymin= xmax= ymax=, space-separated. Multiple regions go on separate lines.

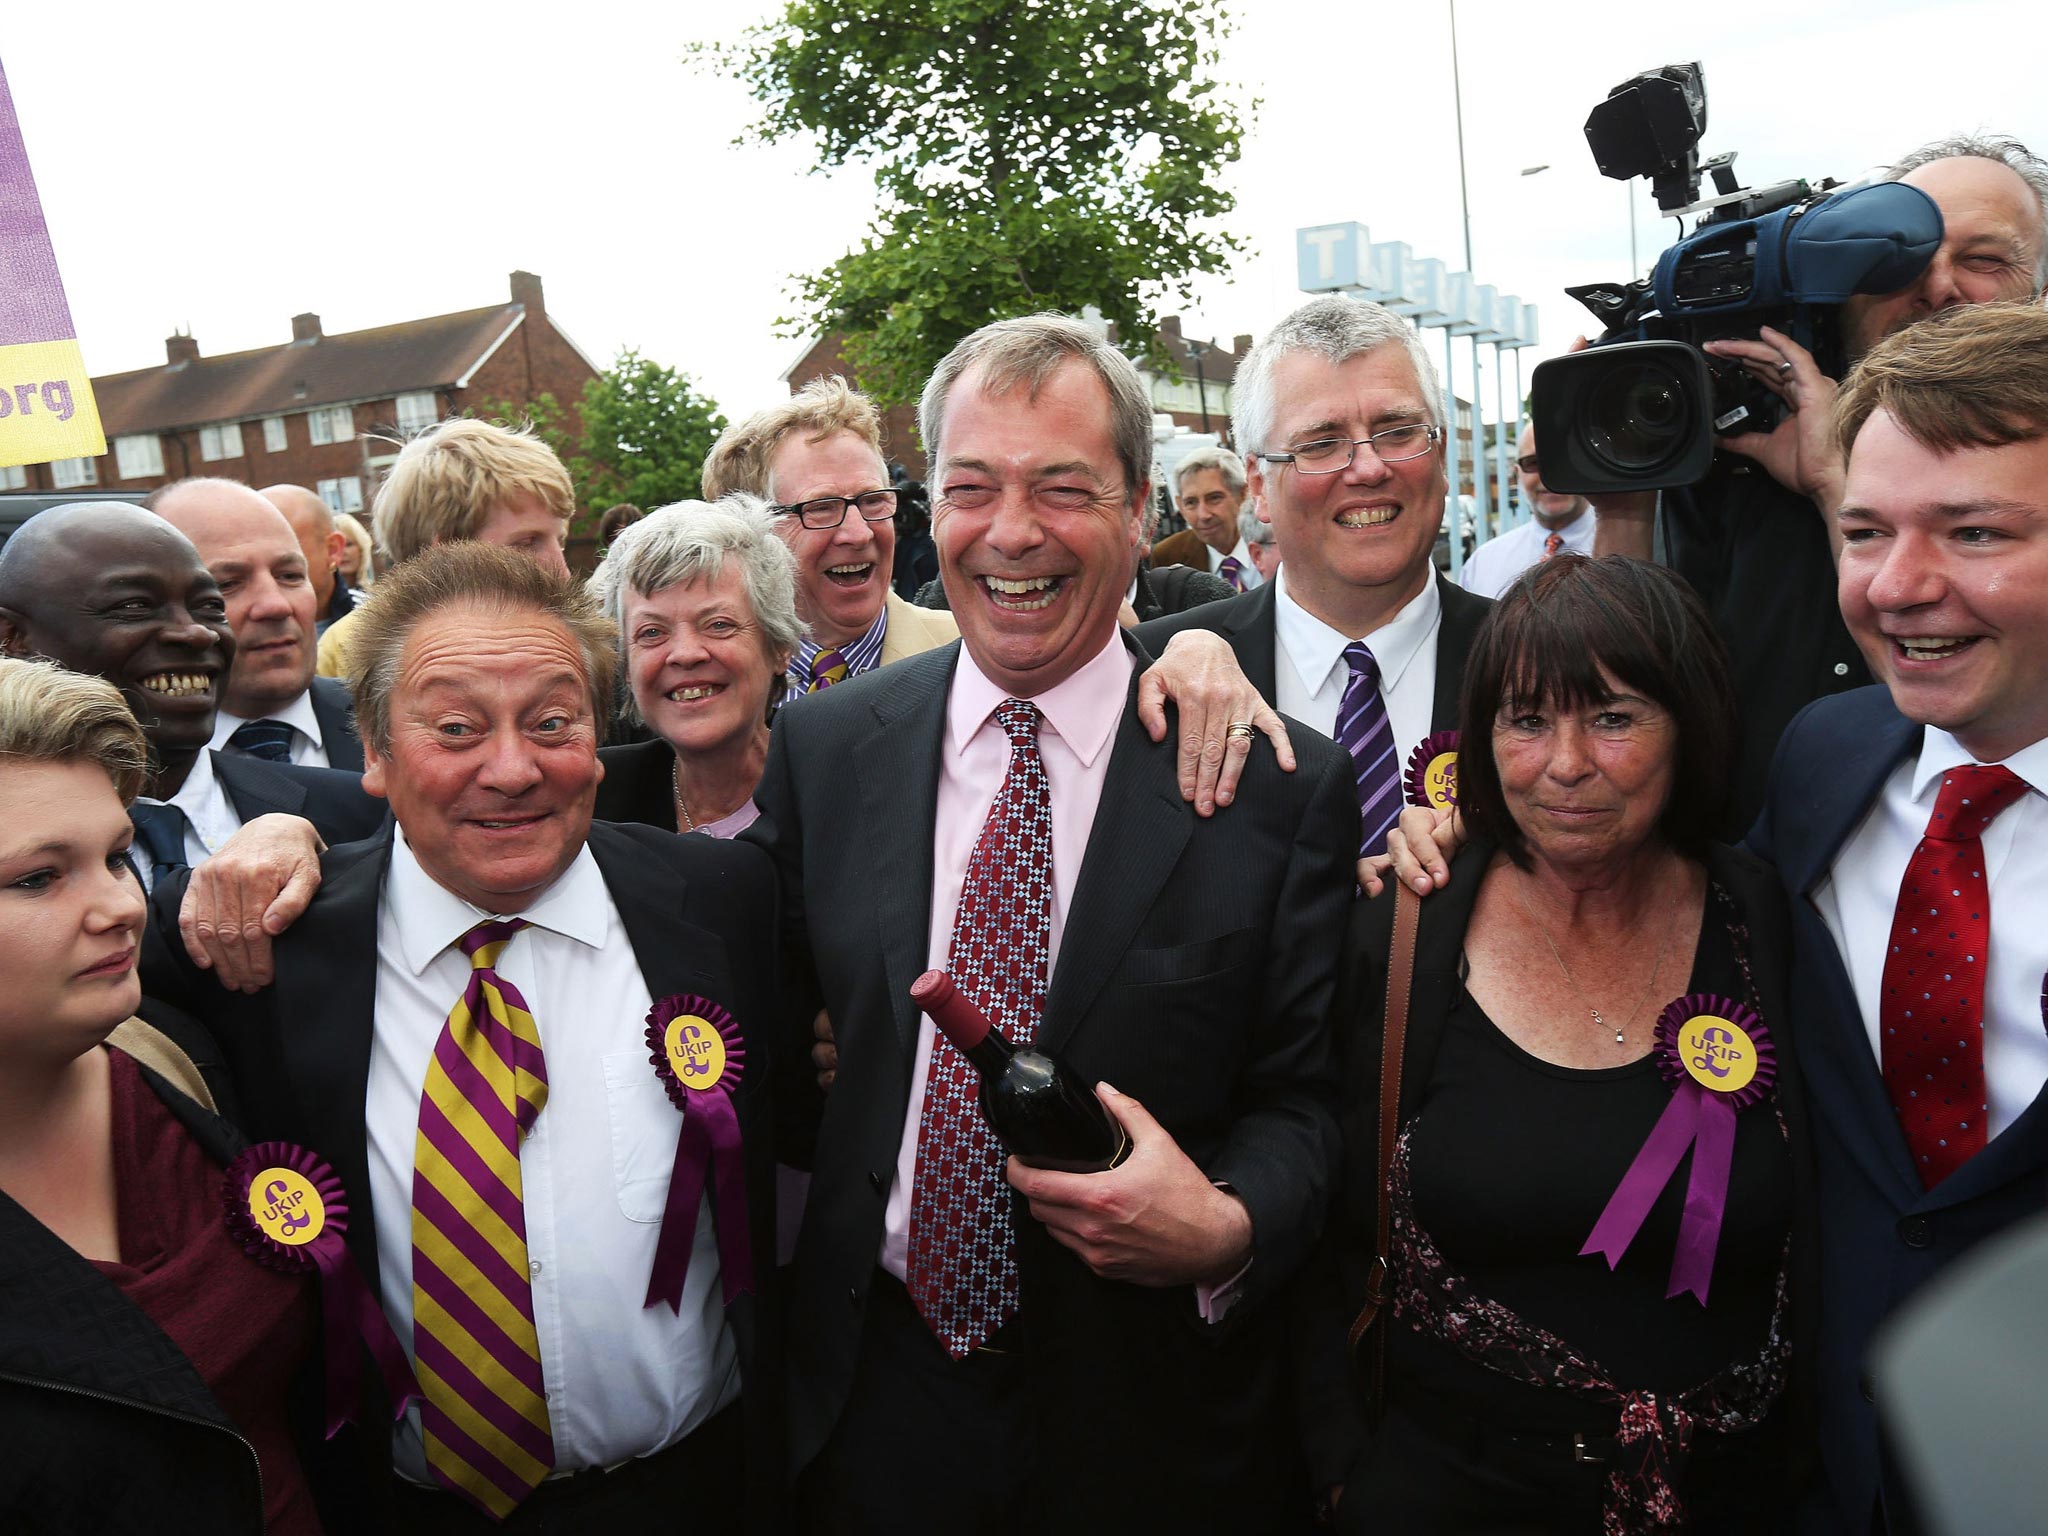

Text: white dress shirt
xmin=131 ymin=748 xmax=241 ymax=893
xmin=1272 ymin=566 xmax=1443 ymax=763
xmin=368 ymin=831 xmax=738 ymax=1480
xmin=1457 ymin=505 xmax=1594 ymax=601
xmin=1813 ymin=728 xmax=2048 ymax=1138
xmin=211 ymin=686 xmax=332 ymax=768
xmin=879 ymin=631 xmax=1132 ymax=1281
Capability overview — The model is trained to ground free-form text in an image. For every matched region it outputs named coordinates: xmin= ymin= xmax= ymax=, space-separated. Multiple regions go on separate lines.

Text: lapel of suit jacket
xmin=214 ymin=749 xmax=310 ymax=824
xmin=1431 ymin=574 xmax=1491 ymax=733
xmin=1780 ymin=697 xmax=1924 ymax=1200
xmin=274 ymin=831 xmax=390 ymax=1284
xmin=1039 ymin=658 xmax=1191 ymax=1054
xmin=1226 ymin=580 xmax=1280 ymax=702
xmin=855 ymin=646 xmax=955 ymax=1058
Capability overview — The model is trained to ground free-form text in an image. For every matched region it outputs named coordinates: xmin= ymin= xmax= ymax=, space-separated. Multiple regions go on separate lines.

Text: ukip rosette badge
xmin=643 ymin=995 xmax=755 ymax=1312
xmin=222 ymin=1142 xmax=419 ymax=1435
xmin=1580 ymin=995 xmax=1776 ymax=1305
xmin=1404 ymin=731 xmax=1460 ymax=811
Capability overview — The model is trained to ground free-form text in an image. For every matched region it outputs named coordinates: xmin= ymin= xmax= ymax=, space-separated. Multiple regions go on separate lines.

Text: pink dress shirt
xmin=878 ymin=629 xmax=1133 ymax=1280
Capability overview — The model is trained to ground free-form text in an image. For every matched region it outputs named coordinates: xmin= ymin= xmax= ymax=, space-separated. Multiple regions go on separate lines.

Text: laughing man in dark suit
xmin=1137 ymin=296 xmax=1493 ymax=858
xmin=756 ymin=313 xmax=1358 ymax=1533
xmin=0 ymin=502 xmax=380 ymax=890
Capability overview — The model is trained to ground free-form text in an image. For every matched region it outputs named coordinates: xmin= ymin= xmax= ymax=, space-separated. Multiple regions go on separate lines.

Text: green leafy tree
xmin=476 ymin=350 xmax=727 ymax=526
xmin=571 ymin=350 xmax=728 ymax=512
xmin=702 ymin=0 xmax=1248 ymax=408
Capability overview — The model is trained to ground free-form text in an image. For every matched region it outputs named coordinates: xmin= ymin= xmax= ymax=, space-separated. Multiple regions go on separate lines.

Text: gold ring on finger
xmin=1226 ymin=721 xmax=1256 ymax=740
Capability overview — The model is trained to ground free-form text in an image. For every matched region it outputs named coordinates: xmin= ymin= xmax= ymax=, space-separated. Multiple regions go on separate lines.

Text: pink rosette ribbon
xmin=221 ymin=1141 xmax=421 ymax=1437
xmin=1404 ymin=730 xmax=1461 ymax=810
xmin=1580 ymin=995 xmax=1776 ymax=1305
xmin=643 ymin=994 xmax=756 ymax=1312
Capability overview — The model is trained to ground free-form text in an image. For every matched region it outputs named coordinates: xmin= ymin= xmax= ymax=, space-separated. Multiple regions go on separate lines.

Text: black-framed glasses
xmin=1516 ymin=455 xmax=1543 ymax=475
xmin=769 ymin=489 xmax=899 ymax=530
xmin=1256 ymin=423 xmax=1441 ymax=475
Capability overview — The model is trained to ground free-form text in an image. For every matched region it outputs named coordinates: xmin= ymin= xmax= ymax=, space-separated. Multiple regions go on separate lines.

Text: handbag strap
xmin=1348 ymin=883 xmax=1421 ymax=1370
xmin=106 ymin=1016 xmax=218 ymax=1114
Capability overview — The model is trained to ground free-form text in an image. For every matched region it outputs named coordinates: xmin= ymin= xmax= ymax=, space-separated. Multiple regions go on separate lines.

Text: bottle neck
xmin=961 ymin=1026 xmax=1015 ymax=1078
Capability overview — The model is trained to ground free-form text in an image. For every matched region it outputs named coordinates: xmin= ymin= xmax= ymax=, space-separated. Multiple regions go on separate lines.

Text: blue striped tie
xmin=1336 ymin=642 xmax=1401 ymax=858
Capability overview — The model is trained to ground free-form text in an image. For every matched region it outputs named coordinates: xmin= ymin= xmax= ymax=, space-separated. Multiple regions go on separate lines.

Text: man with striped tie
xmin=702 ymin=377 xmax=959 ymax=697
xmin=142 ymin=543 xmax=784 ymax=1532
xmin=1138 ymin=295 xmax=1496 ymax=862
xmin=1150 ymin=444 xmax=1263 ymax=591
xmin=147 ymin=478 xmax=366 ymax=771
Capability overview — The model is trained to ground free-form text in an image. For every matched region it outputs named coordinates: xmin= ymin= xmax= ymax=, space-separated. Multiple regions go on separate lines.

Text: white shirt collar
xmin=386 ymin=824 xmax=612 ymax=977
xmin=1909 ymin=726 xmax=2048 ymax=802
xmin=1272 ymin=565 xmax=1441 ymax=701
xmin=946 ymin=626 xmax=1131 ymax=769
xmin=211 ymin=686 xmax=325 ymax=751
xmin=1551 ymin=505 xmax=1596 ymax=549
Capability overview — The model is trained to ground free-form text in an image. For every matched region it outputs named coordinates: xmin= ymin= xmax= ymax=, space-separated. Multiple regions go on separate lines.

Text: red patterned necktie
xmin=412 ymin=918 xmax=555 ymax=1518
xmin=1542 ymin=531 xmax=1564 ymax=559
xmin=1880 ymin=764 xmax=2029 ymax=1188
xmin=907 ymin=698 xmax=1052 ymax=1357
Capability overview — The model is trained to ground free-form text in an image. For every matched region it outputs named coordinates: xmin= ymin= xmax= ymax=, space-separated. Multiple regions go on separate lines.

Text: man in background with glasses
xmin=1138 ymin=294 xmax=1494 ymax=858
xmin=703 ymin=378 xmax=959 ymax=695
xmin=1456 ymin=423 xmax=1593 ymax=601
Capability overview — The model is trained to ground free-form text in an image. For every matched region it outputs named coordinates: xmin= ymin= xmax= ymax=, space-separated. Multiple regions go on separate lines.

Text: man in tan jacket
xmin=704 ymin=379 xmax=957 ymax=694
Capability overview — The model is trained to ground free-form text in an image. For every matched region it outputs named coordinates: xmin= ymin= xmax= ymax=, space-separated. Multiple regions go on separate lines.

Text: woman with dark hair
xmin=1301 ymin=555 xmax=1814 ymax=1534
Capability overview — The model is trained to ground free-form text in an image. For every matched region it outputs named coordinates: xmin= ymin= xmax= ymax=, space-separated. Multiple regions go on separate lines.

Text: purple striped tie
xmin=1336 ymin=641 xmax=1401 ymax=858
xmin=410 ymin=918 xmax=555 ymax=1519
xmin=1217 ymin=556 xmax=1246 ymax=592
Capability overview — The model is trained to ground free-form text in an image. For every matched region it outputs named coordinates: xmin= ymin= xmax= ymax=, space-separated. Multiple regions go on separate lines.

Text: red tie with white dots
xmin=906 ymin=699 xmax=1052 ymax=1357
xmin=1879 ymin=764 xmax=2029 ymax=1188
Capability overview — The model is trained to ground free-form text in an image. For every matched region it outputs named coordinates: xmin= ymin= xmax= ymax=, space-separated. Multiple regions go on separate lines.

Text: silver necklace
xmin=1512 ymin=876 xmax=1678 ymax=1046
xmin=670 ymin=759 xmax=697 ymax=834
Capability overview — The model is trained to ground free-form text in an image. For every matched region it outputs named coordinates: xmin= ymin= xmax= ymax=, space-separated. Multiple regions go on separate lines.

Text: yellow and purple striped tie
xmin=807 ymin=647 xmax=850 ymax=692
xmin=410 ymin=917 xmax=555 ymax=1519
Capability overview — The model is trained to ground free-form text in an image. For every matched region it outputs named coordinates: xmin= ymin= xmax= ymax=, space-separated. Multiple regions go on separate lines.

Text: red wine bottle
xmin=911 ymin=969 xmax=1130 ymax=1173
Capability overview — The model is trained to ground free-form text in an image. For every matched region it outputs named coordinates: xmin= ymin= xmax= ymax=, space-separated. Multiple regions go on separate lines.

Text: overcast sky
xmin=7 ymin=0 xmax=2045 ymax=429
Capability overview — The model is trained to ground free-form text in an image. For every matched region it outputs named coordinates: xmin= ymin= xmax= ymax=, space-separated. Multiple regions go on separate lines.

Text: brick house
xmin=8 ymin=271 xmax=598 ymax=524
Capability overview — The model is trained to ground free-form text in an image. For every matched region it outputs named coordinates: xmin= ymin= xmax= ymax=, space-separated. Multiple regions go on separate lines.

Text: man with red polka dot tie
xmin=1746 ymin=301 xmax=2048 ymax=1532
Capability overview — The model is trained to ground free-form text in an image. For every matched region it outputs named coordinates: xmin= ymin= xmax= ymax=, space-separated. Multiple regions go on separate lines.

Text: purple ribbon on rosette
xmin=221 ymin=1141 xmax=421 ymax=1437
xmin=1580 ymin=995 xmax=1776 ymax=1305
xmin=1404 ymin=730 xmax=1460 ymax=810
xmin=643 ymin=994 xmax=756 ymax=1312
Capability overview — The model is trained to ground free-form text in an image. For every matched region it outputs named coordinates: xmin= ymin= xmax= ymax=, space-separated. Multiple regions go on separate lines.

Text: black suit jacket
xmin=751 ymin=632 xmax=1358 ymax=1530
xmin=143 ymin=820 xmax=785 ymax=1531
xmin=1131 ymin=570 xmax=1493 ymax=736
xmin=213 ymin=751 xmax=386 ymax=844
xmin=307 ymin=676 xmax=365 ymax=772
xmin=1747 ymin=686 xmax=2048 ymax=1529
xmin=1294 ymin=839 xmax=1819 ymax=1495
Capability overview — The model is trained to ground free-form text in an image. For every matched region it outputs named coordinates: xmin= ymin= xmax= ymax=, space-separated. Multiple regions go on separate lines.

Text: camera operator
xmin=1595 ymin=133 xmax=2048 ymax=833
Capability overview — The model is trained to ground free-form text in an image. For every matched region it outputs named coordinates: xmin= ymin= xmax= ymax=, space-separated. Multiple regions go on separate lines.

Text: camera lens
xmin=1584 ymin=360 xmax=1693 ymax=475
